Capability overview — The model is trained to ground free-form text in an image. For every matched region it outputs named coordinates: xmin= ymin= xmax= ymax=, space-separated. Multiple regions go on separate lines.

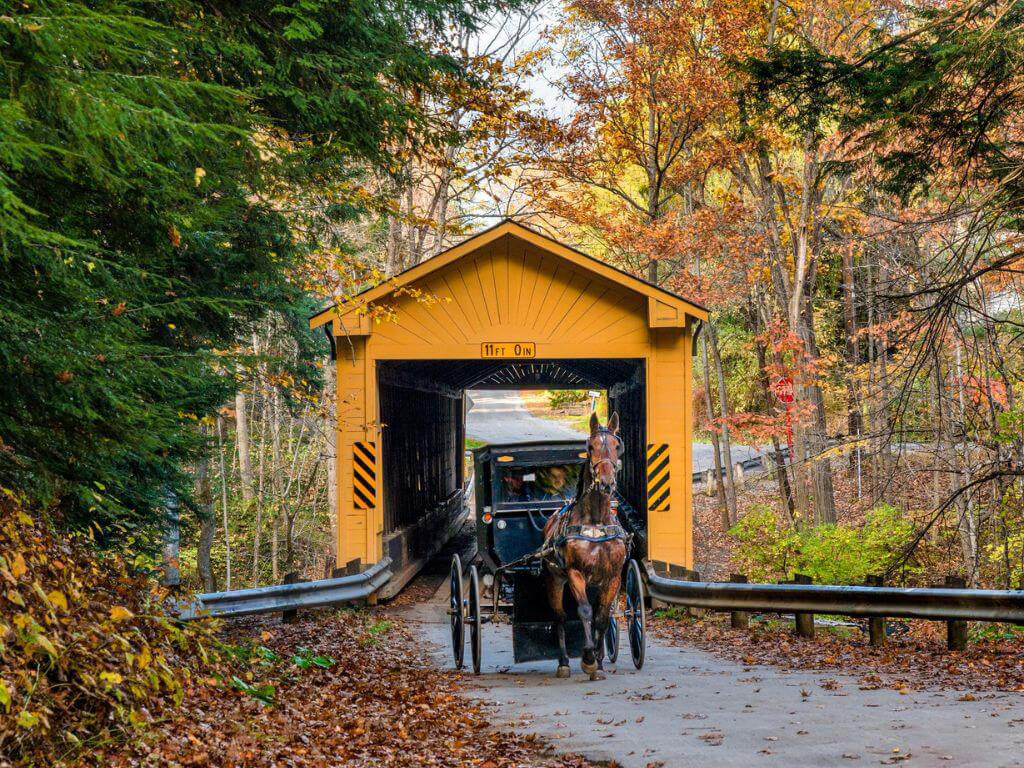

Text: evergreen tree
xmin=0 ymin=0 xmax=513 ymax=540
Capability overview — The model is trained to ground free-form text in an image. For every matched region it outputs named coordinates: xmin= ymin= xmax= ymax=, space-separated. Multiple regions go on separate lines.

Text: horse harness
xmin=541 ymin=517 xmax=631 ymax=572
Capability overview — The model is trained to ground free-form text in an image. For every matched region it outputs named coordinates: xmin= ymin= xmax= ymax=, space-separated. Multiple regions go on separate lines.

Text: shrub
xmin=728 ymin=505 xmax=800 ymax=582
xmin=986 ymin=484 xmax=1024 ymax=588
xmin=729 ymin=503 xmax=917 ymax=585
xmin=0 ymin=493 xmax=216 ymax=764
xmin=797 ymin=505 xmax=917 ymax=584
xmin=547 ymin=389 xmax=591 ymax=408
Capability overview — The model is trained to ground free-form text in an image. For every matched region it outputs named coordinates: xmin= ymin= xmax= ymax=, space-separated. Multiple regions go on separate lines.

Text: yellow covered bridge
xmin=310 ymin=220 xmax=707 ymax=593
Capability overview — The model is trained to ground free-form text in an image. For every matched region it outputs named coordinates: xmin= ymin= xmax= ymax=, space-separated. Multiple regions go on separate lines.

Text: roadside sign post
xmin=588 ymin=389 xmax=601 ymax=413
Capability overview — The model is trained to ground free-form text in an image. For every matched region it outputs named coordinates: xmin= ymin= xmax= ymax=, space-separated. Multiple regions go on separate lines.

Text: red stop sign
xmin=772 ymin=376 xmax=795 ymax=404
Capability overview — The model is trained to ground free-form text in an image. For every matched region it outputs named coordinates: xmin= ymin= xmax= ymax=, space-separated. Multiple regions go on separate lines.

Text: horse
xmin=542 ymin=411 xmax=628 ymax=680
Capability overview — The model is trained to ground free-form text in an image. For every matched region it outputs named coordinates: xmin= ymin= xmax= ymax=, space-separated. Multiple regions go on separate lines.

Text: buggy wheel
xmin=468 ymin=565 xmax=482 ymax=675
xmin=605 ymin=614 xmax=619 ymax=663
xmin=624 ymin=559 xmax=646 ymax=669
xmin=449 ymin=554 xmax=464 ymax=669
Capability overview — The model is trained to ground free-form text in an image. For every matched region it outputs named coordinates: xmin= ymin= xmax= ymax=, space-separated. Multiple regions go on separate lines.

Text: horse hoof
xmin=589 ymin=670 xmax=606 ymax=681
xmin=556 ymin=665 xmax=571 ymax=678
xmin=581 ymin=660 xmax=598 ymax=675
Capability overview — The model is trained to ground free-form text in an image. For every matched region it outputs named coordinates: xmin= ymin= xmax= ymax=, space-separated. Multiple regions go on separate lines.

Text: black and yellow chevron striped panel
xmin=647 ymin=443 xmax=670 ymax=511
xmin=353 ymin=441 xmax=377 ymax=509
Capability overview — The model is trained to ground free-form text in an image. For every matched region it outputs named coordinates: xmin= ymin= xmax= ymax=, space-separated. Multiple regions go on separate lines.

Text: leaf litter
xmin=93 ymin=609 xmax=601 ymax=767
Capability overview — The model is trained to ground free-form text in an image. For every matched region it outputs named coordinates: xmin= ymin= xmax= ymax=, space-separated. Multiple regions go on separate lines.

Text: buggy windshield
xmin=497 ymin=463 xmax=580 ymax=504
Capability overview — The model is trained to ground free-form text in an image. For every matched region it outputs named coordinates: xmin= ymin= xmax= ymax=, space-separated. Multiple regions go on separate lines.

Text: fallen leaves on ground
xmin=0 ymin=496 xmax=216 ymax=765
xmin=93 ymin=609 xmax=599 ymax=767
xmin=654 ymin=612 xmax=1024 ymax=693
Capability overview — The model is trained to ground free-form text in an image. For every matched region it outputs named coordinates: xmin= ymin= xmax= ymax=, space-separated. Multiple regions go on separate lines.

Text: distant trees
xmin=524 ymin=0 xmax=1022 ymax=589
xmin=745 ymin=0 xmax=1024 ymax=582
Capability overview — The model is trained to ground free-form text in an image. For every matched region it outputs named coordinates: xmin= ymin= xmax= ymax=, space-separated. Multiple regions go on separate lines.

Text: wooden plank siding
xmin=315 ymin=222 xmax=706 ymax=570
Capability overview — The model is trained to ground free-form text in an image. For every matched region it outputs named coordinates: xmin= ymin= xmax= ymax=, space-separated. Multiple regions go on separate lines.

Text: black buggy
xmin=449 ymin=440 xmax=646 ymax=674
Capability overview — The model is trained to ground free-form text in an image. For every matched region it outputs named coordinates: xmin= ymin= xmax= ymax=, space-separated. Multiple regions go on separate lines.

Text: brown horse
xmin=543 ymin=411 xmax=628 ymax=679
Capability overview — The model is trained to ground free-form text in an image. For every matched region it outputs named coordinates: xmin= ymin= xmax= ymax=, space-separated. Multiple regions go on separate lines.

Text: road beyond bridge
xmin=401 ymin=580 xmax=1024 ymax=768
xmin=466 ymin=389 xmax=766 ymax=475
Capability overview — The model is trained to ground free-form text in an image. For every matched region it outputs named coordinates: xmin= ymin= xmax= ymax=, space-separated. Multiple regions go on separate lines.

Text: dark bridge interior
xmin=376 ymin=358 xmax=647 ymax=591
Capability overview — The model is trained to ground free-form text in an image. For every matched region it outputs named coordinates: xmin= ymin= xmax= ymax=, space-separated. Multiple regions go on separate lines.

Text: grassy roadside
xmin=518 ymin=390 xmax=604 ymax=433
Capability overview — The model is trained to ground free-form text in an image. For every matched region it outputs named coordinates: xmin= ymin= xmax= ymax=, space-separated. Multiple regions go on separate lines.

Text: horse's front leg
xmin=593 ymin=573 xmax=621 ymax=672
xmin=545 ymin=570 xmax=570 ymax=678
xmin=566 ymin=568 xmax=598 ymax=677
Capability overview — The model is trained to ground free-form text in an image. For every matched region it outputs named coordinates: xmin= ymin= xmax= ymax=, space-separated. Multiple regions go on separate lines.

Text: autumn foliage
xmin=0 ymin=493 xmax=214 ymax=764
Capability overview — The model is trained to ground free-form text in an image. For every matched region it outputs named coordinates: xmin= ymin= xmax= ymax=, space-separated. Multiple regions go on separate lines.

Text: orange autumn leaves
xmin=523 ymin=0 xmax=761 ymax=272
xmin=0 ymin=494 xmax=217 ymax=763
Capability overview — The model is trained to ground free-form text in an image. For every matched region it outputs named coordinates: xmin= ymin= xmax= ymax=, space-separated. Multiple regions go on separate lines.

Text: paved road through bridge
xmin=401 ymin=586 xmax=1024 ymax=768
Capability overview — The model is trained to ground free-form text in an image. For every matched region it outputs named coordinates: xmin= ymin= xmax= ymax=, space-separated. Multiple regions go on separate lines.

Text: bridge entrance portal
xmin=310 ymin=221 xmax=706 ymax=595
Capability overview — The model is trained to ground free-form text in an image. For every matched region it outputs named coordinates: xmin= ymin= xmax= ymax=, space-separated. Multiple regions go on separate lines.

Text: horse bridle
xmin=585 ymin=427 xmax=624 ymax=493
xmin=542 ymin=427 xmax=627 ymax=558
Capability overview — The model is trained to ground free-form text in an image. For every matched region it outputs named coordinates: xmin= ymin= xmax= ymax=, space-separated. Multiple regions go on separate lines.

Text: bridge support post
xmin=793 ymin=573 xmax=815 ymax=638
xmin=729 ymin=574 xmax=749 ymax=629
xmin=865 ymin=574 xmax=887 ymax=646
xmin=945 ymin=575 xmax=968 ymax=651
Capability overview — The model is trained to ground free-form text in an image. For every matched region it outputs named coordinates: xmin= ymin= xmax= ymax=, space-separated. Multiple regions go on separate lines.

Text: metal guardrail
xmin=178 ymin=558 xmax=393 ymax=620
xmin=691 ymin=446 xmax=789 ymax=483
xmin=644 ymin=564 xmax=1024 ymax=623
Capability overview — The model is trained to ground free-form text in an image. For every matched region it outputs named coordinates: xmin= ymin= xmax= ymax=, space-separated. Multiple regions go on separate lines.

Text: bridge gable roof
xmin=310 ymin=220 xmax=707 ymax=333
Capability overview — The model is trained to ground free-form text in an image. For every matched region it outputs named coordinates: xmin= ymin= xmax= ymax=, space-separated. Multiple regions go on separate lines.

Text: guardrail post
xmin=282 ymin=571 xmax=301 ymax=623
xmin=733 ymin=462 xmax=745 ymax=488
xmin=668 ymin=565 xmax=702 ymax=617
xmin=729 ymin=574 xmax=749 ymax=629
xmin=945 ymin=575 xmax=968 ymax=650
xmin=865 ymin=574 xmax=886 ymax=646
xmin=793 ymin=573 xmax=815 ymax=638
xmin=687 ymin=570 xmax=705 ymax=617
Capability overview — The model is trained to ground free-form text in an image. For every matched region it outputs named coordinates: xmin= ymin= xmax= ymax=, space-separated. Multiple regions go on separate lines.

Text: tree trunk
xmin=270 ymin=388 xmax=283 ymax=583
xmin=867 ymin=263 xmax=880 ymax=498
xmin=707 ymin=323 xmax=738 ymax=524
xmin=799 ymin=301 xmax=837 ymax=525
xmin=953 ymin=332 xmax=978 ymax=584
xmin=877 ymin=261 xmax=893 ymax=488
xmin=750 ymin=309 xmax=796 ymax=520
xmin=432 ymin=164 xmax=451 ymax=258
xmin=841 ymin=246 xmax=861 ymax=472
xmin=931 ymin=343 xmax=945 ymax=512
xmin=386 ymin=212 xmax=404 ymax=277
xmin=161 ymin=489 xmax=181 ymax=588
xmin=252 ymin=388 xmax=268 ymax=587
xmin=700 ymin=334 xmax=730 ymax=529
xmin=196 ymin=427 xmax=218 ymax=592
xmin=217 ymin=415 xmax=232 ymax=590
xmin=235 ymin=390 xmax=254 ymax=503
